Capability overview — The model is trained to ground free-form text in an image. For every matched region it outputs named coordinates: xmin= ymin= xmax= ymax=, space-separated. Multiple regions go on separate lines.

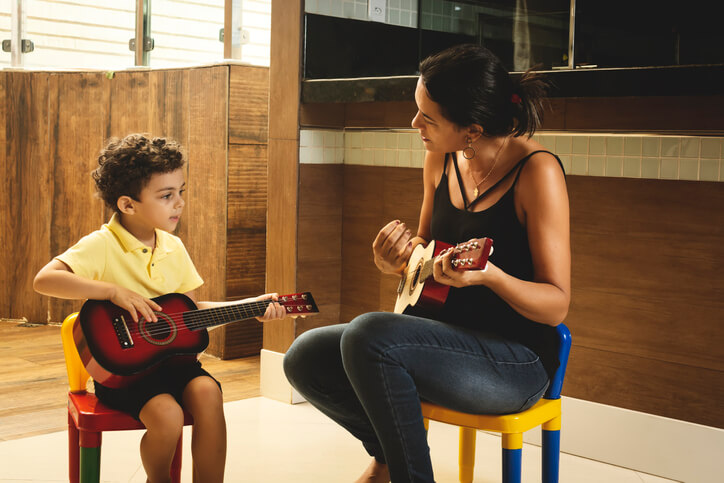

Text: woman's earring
xmin=463 ymin=137 xmax=476 ymax=159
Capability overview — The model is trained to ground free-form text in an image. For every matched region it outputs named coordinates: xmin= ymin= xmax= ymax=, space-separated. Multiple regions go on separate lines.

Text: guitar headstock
xmin=451 ymin=237 xmax=493 ymax=271
xmin=278 ymin=292 xmax=319 ymax=317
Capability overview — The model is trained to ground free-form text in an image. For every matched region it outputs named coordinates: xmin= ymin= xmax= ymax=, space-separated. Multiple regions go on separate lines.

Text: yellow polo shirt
xmin=56 ymin=213 xmax=203 ymax=298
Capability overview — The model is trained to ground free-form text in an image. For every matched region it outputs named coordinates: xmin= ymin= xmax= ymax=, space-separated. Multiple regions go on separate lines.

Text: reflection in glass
xmin=419 ymin=0 xmax=571 ymax=72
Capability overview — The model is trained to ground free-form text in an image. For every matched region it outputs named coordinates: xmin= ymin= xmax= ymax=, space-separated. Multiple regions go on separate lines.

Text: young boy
xmin=34 ymin=133 xmax=286 ymax=483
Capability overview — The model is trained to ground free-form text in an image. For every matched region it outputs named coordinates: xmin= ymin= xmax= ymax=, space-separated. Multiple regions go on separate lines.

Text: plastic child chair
xmin=61 ymin=312 xmax=192 ymax=483
xmin=421 ymin=323 xmax=572 ymax=483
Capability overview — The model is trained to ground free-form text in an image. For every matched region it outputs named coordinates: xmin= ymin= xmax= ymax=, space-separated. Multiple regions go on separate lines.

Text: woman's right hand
xmin=108 ymin=285 xmax=162 ymax=323
xmin=372 ymin=220 xmax=414 ymax=275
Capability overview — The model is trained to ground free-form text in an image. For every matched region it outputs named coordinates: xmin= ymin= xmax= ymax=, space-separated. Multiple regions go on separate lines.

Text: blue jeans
xmin=283 ymin=312 xmax=550 ymax=483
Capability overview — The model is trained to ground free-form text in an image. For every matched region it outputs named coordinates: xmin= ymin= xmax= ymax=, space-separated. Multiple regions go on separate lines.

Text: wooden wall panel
xmin=229 ymin=65 xmax=269 ymax=144
xmin=48 ymin=72 xmax=109 ymax=321
xmin=265 ymin=0 xmax=303 ymax=353
xmin=337 ymin=165 xmax=724 ymax=428
xmin=1 ymin=67 xmax=233 ymax=326
xmin=300 ymin=96 xmax=719 ymax=133
xmin=182 ymin=66 xmax=229 ymax=303
xmin=297 ymin=164 xmax=343 ymax=333
xmin=227 ymin=144 xmax=268 ymax=298
xmin=0 ymin=73 xmax=9 ymax=319
xmin=150 ymin=69 xmax=190 ymax=143
xmin=14 ymin=73 xmax=54 ymax=322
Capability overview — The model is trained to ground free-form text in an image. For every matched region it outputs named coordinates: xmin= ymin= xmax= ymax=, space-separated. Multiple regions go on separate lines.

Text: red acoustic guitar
xmin=74 ymin=292 xmax=318 ymax=388
xmin=394 ymin=238 xmax=493 ymax=315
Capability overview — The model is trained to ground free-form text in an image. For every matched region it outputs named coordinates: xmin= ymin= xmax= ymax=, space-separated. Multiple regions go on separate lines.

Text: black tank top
xmin=430 ymin=150 xmax=564 ymax=378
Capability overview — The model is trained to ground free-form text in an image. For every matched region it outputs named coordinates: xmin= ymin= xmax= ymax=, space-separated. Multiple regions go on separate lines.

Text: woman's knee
xmin=283 ymin=324 xmax=344 ymax=386
xmin=340 ymin=312 xmax=396 ymax=358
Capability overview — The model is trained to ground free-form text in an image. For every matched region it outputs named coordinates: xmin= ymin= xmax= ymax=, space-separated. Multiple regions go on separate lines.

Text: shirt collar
xmin=106 ymin=213 xmax=171 ymax=254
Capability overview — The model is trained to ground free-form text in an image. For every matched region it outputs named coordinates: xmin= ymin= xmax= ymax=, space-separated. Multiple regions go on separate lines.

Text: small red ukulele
xmin=74 ymin=292 xmax=318 ymax=388
xmin=394 ymin=238 xmax=493 ymax=315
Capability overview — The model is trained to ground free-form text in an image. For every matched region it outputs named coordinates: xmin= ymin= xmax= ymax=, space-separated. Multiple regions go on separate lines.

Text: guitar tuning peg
xmin=292 ymin=295 xmax=298 ymax=300
xmin=301 ymin=294 xmax=308 ymax=300
xmin=472 ymin=241 xmax=479 ymax=248
xmin=466 ymin=259 xmax=473 ymax=266
xmin=297 ymin=306 xmax=303 ymax=311
xmin=306 ymin=305 xmax=312 ymax=310
xmin=286 ymin=307 xmax=293 ymax=312
xmin=281 ymin=297 xmax=288 ymax=302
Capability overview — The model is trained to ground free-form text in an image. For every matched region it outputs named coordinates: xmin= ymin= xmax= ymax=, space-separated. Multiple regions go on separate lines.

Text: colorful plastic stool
xmin=61 ymin=312 xmax=192 ymax=482
xmin=422 ymin=323 xmax=572 ymax=483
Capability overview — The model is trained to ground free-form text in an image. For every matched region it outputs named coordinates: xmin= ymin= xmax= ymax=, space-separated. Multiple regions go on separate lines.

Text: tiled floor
xmin=0 ymin=397 xmax=678 ymax=482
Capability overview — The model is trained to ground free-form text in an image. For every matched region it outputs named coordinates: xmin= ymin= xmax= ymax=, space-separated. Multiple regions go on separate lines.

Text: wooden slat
xmin=229 ymin=65 xmax=269 ymax=144
xmin=565 ymin=345 xmax=724 ymax=428
xmin=183 ymin=66 xmax=229 ymax=303
xmin=264 ymin=0 xmax=303 ymax=353
xmin=48 ymin=72 xmax=109 ymax=322
xmin=150 ymin=69 xmax=190 ymax=143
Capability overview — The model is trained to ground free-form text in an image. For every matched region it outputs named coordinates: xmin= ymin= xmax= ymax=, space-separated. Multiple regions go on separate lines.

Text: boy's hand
xmin=109 ymin=285 xmax=162 ymax=323
xmin=254 ymin=293 xmax=287 ymax=322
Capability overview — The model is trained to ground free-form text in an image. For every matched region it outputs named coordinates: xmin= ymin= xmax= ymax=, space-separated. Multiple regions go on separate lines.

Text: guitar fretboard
xmin=181 ymin=300 xmax=273 ymax=331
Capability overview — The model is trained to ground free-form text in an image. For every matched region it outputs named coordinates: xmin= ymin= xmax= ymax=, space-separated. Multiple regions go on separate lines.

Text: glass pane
xmin=575 ymin=0 xmax=724 ymax=68
xmin=23 ymin=0 xmax=136 ymax=70
xmin=149 ymin=0 xmax=224 ymax=68
xmin=420 ymin=0 xmax=571 ymax=72
xmin=0 ymin=0 xmax=10 ymax=68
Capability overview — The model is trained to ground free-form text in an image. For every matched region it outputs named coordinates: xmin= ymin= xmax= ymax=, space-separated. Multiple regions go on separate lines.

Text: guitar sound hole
xmin=139 ymin=312 xmax=177 ymax=346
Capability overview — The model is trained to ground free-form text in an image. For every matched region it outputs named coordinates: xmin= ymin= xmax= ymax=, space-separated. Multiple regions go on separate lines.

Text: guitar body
xmin=74 ymin=291 xmax=318 ymax=388
xmin=394 ymin=238 xmax=494 ymax=316
xmin=394 ymin=240 xmax=452 ymax=315
xmin=75 ymin=293 xmax=206 ymax=388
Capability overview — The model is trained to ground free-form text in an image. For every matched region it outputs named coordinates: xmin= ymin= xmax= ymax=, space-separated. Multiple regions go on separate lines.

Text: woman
xmin=284 ymin=44 xmax=570 ymax=482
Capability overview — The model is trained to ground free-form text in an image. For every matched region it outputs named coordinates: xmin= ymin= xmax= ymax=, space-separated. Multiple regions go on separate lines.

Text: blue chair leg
xmin=542 ymin=429 xmax=561 ymax=483
xmin=542 ymin=414 xmax=562 ymax=483
xmin=502 ymin=433 xmax=522 ymax=483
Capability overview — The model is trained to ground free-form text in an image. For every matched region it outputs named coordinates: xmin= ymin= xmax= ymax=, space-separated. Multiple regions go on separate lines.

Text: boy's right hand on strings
xmin=108 ymin=285 xmax=161 ymax=323
xmin=372 ymin=220 xmax=413 ymax=275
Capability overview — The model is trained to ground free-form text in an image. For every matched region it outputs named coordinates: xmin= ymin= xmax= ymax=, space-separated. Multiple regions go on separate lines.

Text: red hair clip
xmin=511 ymin=93 xmax=522 ymax=104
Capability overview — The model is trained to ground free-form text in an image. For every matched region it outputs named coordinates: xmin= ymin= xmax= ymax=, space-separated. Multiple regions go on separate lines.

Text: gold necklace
xmin=468 ymin=139 xmax=507 ymax=198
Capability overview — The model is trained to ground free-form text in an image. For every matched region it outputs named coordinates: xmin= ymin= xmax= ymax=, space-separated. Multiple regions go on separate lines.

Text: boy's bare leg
xmin=355 ymin=458 xmax=390 ymax=483
xmin=139 ymin=394 xmax=185 ymax=483
xmin=182 ymin=376 xmax=227 ymax=483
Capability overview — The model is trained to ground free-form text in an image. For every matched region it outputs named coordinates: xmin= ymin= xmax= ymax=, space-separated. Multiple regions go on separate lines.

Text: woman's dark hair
xmin=419 ymin=44 xmax=549 ymax=138
xmin=92 ymin=133 xmax=185 ymax=213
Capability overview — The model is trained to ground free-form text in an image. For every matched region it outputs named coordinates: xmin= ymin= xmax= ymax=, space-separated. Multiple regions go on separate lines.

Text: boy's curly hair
xmin=92 ymin=134 xmax=186 ymax=213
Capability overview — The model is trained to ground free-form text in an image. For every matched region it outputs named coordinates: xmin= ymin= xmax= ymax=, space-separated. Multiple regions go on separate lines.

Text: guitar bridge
xmin=113 ymin=315 xmax=134 ymax=349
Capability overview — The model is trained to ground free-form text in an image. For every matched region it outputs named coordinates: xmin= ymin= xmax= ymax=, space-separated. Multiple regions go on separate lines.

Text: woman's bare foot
xmin=355 ymin=458 xmax=390 ymax=483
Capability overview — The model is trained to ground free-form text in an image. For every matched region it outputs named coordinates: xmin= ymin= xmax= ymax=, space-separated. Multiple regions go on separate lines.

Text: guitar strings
xmin=125 ymin=300 xmax=276 ymax=337
xmin=121 ymin=298 xmax=315 ymax=337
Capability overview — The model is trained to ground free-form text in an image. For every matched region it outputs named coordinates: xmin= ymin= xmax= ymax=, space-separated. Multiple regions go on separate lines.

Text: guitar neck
xmin=182 ymin=300 xmax=272 ymax=330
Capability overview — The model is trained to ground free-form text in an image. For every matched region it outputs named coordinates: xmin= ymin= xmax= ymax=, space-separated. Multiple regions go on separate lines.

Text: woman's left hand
xmin=255 ymin=293 xmax=287 ymax=322
xmin=432 ymin=247 xmax=490 ymax=288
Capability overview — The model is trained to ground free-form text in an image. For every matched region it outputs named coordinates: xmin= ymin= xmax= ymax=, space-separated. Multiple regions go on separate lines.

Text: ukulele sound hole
xmin=409 ymin=260 xmax=423 ymax=296
xmin=138 ymin=312 xmax=177 ymax=346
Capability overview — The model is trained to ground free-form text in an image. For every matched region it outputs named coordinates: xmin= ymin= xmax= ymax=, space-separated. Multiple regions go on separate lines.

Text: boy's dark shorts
xmin=93 ymin=360 xmax=221 ymax=420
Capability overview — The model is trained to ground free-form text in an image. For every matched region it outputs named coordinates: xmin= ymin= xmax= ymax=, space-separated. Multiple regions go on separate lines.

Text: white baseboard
xmin=520 ymin=396 xmax=724 ymax=482
xmin=260 ymin=349 xmax=305 ymax=404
